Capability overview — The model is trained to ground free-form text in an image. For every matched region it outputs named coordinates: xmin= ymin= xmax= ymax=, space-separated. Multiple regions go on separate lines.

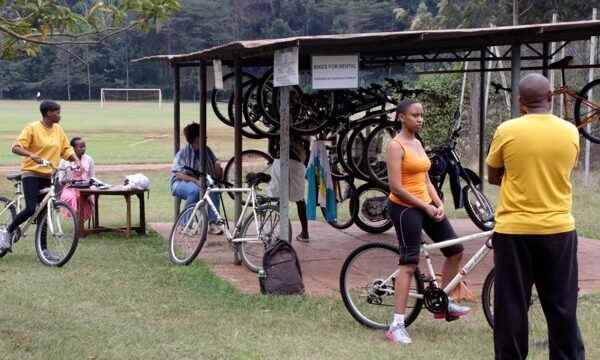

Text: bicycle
xmin=0 ymin=160 xmax=80 ymax=267
xmin=491 ymin=56 xmax=600 ymax=143
xmin=168 ymin=168 xmax=291 ymax=272
xmin=339 ymin=230 xmax=547 ymax=348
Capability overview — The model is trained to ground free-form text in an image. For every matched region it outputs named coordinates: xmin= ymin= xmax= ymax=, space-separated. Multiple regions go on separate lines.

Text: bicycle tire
xmin=462 ymin=186 xmax=495 ymax=231
xmin=364 ymin=121 xmax=401 ymax=188
xmin=354 ymin=183 xmax=393 ymax=234
xmin=211 ymin=71 xmax=257 ymax=127
xmin=169 ymin=204 xmax=208 ymax=265
xmin=339 ymin=242 xmax=425 ymax=329
xmin=574 ymin=78 xmax=600 ymax=144
xmin=238 ymin=204 xmax=292 ymax=273
xmin=35 ymin=201 xmax=79 ymax=267
xmin=0 ymin=195 xmax=16 ymax=229
xmin=222 ymin=149 xmax=273 ymax=201
xmin=481 ymin=268 xmax=549 ymax=352
xmin=321 ymin=174 xmax=358 ymax=229
xmin=345 ymin=118 xmax=387 ymax=181
xmin=243 ymin=80 xmax=280 ymax=138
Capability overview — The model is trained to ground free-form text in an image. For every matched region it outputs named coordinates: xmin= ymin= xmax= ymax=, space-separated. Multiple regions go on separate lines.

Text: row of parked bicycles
xmin=212 ymin=69 xmax=496 ymax=234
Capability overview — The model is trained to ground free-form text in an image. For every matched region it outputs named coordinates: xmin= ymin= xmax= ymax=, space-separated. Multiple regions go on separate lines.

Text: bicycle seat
xmin=548 ymin=56 xmax=574 ymax=69
xmin=246 ymin=172 xmax=271 ymax=187
xmin=6 ymin=173 xmax=21 ymax=181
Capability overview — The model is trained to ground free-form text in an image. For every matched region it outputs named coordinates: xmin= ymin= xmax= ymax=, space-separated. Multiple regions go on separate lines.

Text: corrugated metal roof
xmin=133 ymin=20 xmax=600 ymax=65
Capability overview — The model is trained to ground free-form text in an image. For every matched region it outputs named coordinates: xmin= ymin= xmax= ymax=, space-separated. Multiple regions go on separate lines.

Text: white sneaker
xmin=0 ymin=228 xmax=13 ymax=252
xmin=208 ymin=223 xmax=223 ymax=235
xmin=434 ymin=301 xmax=471 ymax=319
xmin=386 ymin=323 xmax=412 ymax=344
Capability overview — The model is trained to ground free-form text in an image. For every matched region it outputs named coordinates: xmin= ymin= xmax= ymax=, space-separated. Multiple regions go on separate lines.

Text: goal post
xmin=100 ymin=88 xmax=162 ymax=109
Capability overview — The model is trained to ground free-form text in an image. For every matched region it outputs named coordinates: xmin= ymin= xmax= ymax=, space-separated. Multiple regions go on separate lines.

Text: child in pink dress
xmin=59 ymin=137 xmax=96 ymax=220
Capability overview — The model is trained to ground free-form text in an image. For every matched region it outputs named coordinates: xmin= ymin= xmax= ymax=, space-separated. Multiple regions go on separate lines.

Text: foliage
xmin=0 ymin=0 xmax=181 ymax=59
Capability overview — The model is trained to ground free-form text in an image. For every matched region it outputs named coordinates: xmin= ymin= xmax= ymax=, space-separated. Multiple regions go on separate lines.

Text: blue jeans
xmin=172 ymin=180 xmax=220 ymax=223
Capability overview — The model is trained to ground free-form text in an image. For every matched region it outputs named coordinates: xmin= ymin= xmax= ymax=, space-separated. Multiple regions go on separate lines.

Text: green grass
xmin=1 ymin=100 xmax=599 ymax=359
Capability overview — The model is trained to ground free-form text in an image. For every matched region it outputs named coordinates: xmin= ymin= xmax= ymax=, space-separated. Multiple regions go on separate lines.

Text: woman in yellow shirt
xmin=0 ymin=100 xmax=82 ymax=253
xmin=385 ymin=99 xmax=470 ymax=345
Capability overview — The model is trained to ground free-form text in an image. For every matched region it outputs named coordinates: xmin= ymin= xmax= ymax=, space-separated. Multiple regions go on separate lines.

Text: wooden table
xmin=77 ymin=187 xmax=148 ymax=239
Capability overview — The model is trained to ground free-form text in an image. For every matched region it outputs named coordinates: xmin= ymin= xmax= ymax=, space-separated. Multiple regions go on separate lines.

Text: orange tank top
xmin=388 ymin=139 xmax=432 ymax=207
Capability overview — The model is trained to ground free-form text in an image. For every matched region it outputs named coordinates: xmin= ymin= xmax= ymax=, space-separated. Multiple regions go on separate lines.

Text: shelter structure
xmin=134 ymin=20 xmax=600 ymax=243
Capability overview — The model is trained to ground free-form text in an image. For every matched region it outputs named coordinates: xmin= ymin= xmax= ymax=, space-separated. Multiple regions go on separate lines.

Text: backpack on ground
xmin=262 ymin=239 xmax=304 ymax=295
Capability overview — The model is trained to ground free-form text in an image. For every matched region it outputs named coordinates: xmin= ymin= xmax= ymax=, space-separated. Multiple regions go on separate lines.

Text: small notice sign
xmin=273 ymin=47 xmax=299 ymax=87
xmin=311 ymin=55 xmax=359 ymax=89
xmin=213 ymin=60 xmax=223 ymax=89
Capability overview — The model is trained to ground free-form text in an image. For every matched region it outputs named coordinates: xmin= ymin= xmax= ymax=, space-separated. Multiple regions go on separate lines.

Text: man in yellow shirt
xmin=486 ymin=73 xmax=584 ymax=359
xmin=0 ymin=100 xmax=81 ymax=253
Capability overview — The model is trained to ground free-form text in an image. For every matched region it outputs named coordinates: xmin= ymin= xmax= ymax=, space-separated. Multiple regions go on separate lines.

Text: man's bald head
xmin=518 ymin=73 xmax=552 ymax=112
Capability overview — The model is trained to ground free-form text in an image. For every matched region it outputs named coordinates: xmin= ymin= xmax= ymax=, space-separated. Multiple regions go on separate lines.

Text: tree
xmin=0 ymin=0 xmax=181 ymax=60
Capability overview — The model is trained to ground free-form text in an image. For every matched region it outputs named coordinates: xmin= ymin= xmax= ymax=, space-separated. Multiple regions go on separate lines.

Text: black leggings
xmin=387 ymin=199 xmax=463 ymax=265
xmin=7 ymin=176 xmax=50 ymax=233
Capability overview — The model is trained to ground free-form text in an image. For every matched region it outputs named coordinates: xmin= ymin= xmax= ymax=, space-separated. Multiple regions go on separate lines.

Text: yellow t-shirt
xmin=485 ymin=114 xmax=579 ymax=234
xmin=389 ymin=141 xmax=432 ymax=207
xmin=13 ymin=121 xmax=75 ymax=177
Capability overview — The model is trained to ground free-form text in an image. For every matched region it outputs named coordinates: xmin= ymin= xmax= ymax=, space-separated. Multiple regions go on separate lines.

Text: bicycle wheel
xmin=211 ymin=71 xmax=257 ymax=127
xmin=243 ymin=80 xmax=280 ymax=138
xmin=35 ymin=201 xmax=79 ymax=267
xmin=355 ymin=183 xmax=393 ymax=234
xmin=0 ymin=196 xmax=16 ymax=228
xmin=481 ymin=268 xmax=549 ymax=351
xmin=462 ymin=186 xmax=495 ymax=231
xmin=340 ymin=242 xmax=425 ymax=329
xmin=238 ymin=204 xmax=291 ymax=273
xmin=321 ymin=174 xmax=358 ymax=229
xmin=169 ymin=204 xmax=209 ymax=265
xmin=345 ymin=118 xmax=387 ymax=181
xmin=222 ymin=149 xmax=273 ymax=200
xmin=364 ymin=121 xmax=401 ymax=188
xmin=574 ymin=78 xmax=600 ymax=144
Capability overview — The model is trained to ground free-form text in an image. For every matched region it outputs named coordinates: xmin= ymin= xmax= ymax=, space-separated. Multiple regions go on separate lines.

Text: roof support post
xmin=199 ymin=60 xmax=207 ymax=176
xmin=511 ymin=43 xmax=521 ymax=117
xmin=278 ymin=86 xmax=290 ymax=241
xmin=173 ymin=64 xmax=181 ymax=219
xmin=542 ymin=42 xmax=550 ymax=77
xmin=479 ymin=48 xmax=488 ymax=190
xmin=234 ymin=60 xmax=243 ymax=223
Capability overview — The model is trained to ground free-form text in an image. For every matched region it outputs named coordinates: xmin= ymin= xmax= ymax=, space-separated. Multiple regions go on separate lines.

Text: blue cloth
xmin=305 ymin=140 xmax=336 ymax=221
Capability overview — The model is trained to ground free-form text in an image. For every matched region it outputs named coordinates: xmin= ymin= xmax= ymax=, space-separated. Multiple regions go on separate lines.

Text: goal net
xmin=100 ymin=88 xmax=162 ymax=109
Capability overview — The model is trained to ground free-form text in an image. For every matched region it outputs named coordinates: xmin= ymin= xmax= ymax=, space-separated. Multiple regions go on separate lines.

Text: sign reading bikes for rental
xmin=273 ymin=47 xmax=299 ymax=87
xmin=311 ymin=55 xmax=359 ymax=89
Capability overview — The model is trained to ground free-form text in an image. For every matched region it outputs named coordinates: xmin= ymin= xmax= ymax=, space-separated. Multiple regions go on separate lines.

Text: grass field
xmin=1 ymin=100 xmax=599 ymax=359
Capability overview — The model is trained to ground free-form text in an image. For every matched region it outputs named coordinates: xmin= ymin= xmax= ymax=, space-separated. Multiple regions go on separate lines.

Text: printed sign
xmin=213 ymin=60 xmax=223 ymax=89
xmin=273 ymin=47 xmax=299 ymax=87
xmin=311 ymin=55 xmax=359 ymax=89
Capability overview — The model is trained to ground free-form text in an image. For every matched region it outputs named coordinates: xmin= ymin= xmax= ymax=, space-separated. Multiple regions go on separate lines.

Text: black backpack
xmin=262 ymin=239 xmax=304 ymax=295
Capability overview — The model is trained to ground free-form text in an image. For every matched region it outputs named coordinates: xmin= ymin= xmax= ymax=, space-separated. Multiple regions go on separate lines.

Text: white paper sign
xmin=213 ymin=60 xmax=223 ymax=89
xmin=311 ymin=55 xmax=359 ymax=89
xmin=273 ymin=47 xmax=299 ymax=87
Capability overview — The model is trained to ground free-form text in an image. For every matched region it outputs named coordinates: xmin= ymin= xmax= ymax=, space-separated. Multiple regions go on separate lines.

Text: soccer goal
xmin=100 ymin=88 xmax=162 ymax=109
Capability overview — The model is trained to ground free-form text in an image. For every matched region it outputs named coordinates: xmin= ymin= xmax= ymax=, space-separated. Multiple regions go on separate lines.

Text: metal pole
xmin=479 ymin=48 xmax=488 ymax=189
xmin=200 ymin=61 xmax=207 ymax=176
xmin=279 ymin=86 xmax=290 ymax=241
xmin=511 ymin=43 xmax=521 ymax=118
xmin=234 ymin=60 xmax=243 ymax=222
xmin=585 ymin=8 xmax=597 ymax=185
xmin=173 ymin=64 xmax=181 ymax=218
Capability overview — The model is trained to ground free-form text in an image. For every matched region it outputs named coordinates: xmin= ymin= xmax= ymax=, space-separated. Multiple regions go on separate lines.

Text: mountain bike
xmin=339 ymin=230 xmax=547 ymax=349
xmin=0 ymin=161 xmax=80 ymax=267
xmin=491 ymin=56 xmax=600 ymax=143
xmin=168 ymin=169 xmax=291 ymax=272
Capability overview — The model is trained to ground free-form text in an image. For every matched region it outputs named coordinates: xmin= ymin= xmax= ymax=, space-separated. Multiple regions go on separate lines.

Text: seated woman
xmin=59 ymin=137 xmax=96 ymax=221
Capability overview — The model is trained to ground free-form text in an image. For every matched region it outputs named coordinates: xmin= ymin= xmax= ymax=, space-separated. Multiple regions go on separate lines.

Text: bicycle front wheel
xmin=0 ymin=196 xmax=16 ymax=228
xmin=340 ymin=242 xmax=424 ymax=330
xmin=481 ymin=268 xmax=549 ymax=352
xmin=462 ymin=186 xmax=495 ymax=231
xmin=238 ymin=204 xmax=291 ymax=273
xmin=169 ymin=204 xmax=209 ymax=265
xmin=35 ymin=201 xmax=79 ymax=267
xmin=574 ymin=78 xmax=600 ymax=144
xmin=321 ymin=174 xmax=358 ymax=229
xmin=355 ymin=183 xmax=393 ymax=234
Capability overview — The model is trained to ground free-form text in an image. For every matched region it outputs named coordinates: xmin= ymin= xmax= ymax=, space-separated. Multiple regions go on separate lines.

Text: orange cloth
xmin=389 ymin=140 xmax=432 ymax=207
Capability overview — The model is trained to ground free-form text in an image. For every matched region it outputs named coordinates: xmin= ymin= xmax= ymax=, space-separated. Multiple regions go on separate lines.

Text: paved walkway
xmin=150 ymin=219 xmax=600 ymax=297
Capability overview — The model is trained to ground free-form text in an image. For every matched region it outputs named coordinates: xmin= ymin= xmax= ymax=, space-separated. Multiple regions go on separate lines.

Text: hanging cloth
xmin=305 ymin=140 xmax=336 ymax=221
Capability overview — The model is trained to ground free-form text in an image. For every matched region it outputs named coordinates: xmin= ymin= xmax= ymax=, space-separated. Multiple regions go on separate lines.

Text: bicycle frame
xmin=554 ymin=86 xmax=599 ymax=129
xmin=18 ymin=186 xmax=57 ymax=239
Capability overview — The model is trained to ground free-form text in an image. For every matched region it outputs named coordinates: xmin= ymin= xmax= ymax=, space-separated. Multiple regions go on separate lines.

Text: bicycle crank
xmin=423 ymin=286 xmax=448 ymax=314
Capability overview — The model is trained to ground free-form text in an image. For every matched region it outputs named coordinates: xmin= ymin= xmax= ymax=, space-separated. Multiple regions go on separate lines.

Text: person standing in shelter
xmin=385 ymin=99 xmax=471 ymax=345
xmin=59 ymin=137 xmax=96 ymax=221
xmin=0 ymin=100 xmax=82 ymax=253
xmin=486 ymin=73 xmax=585 ymax=359
xmin=268 ymin=136 xmax=309 ymax=242
xmin=171 ymin=122 xmax=223 ymax=235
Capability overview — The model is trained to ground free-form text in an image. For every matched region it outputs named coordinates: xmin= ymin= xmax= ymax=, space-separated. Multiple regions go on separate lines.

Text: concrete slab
xmin=151 ymin=219 xmax=600 ymax=297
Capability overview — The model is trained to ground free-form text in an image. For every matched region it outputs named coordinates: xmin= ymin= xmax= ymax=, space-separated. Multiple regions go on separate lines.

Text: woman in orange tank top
xmin=384 ymin=99 xmax=470 ymax=345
